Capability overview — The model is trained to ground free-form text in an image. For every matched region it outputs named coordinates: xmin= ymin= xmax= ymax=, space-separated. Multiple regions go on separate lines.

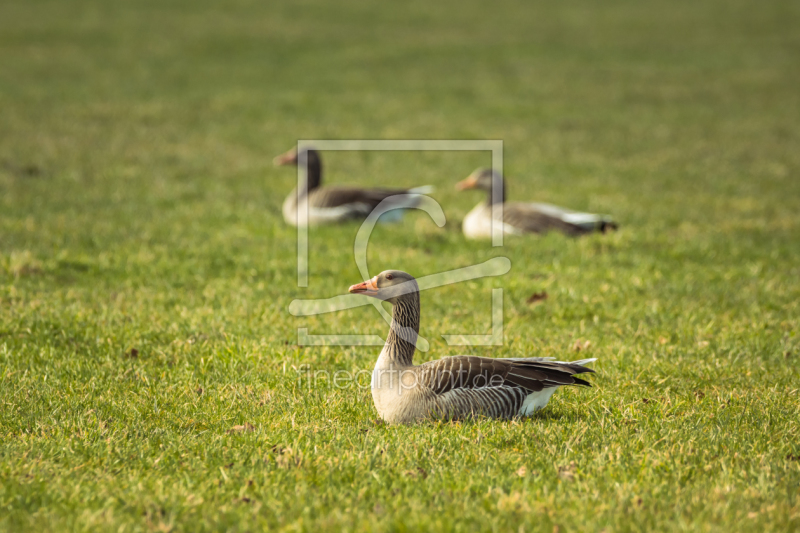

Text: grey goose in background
xmin=456 ymin=168 xmax=617 ymax=238
xmin=274 ymin=147 xmax=433 ymax=226
xmin=348 ymin=270 xmax=596 ymax=424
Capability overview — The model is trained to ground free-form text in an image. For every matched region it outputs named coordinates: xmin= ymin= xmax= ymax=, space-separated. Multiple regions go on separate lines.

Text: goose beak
xmin=455 ymin=176 xmax=477 ymax=190
xmin=273 ymin=148 xmax=298 ymax=166
xmin=349 ymin=277 xmax=379 ymax=297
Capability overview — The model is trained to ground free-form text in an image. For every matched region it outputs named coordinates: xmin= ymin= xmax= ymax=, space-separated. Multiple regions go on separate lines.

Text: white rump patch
xmin=527 ymin=202 xmax=605 ymax=228
xmin=519 ymin=387 xmax=557 ymax=416
xmin=307 ymin=203 xmax=372 ymax=224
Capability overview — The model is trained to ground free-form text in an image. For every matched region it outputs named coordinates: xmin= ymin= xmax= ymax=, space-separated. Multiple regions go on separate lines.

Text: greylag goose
xmin=456 ymin=168 xmax=617 ymax=238
xmin=274 ymin=147 xmax=433 ymax=226
xmin=348 ymin=270 xmax=596 ymax=424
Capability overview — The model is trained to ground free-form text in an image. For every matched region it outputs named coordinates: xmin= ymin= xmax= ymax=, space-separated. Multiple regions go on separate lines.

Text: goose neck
xmin=484 ymin=180 xmax=506 ymax=206
xmin=385 ymin=294 xmax=420 ymax=367
xmin=298 ymin=155 xmax=322 ymax=194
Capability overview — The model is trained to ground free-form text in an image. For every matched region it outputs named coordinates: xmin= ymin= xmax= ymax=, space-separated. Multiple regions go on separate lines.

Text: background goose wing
xmin=502 ymin=202 xmax=591 ymax=236
xmin=308 ymin=186 xmax=423 ymax=209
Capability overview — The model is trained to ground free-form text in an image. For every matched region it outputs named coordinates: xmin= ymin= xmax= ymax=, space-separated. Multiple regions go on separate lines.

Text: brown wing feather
xmin=505 ymin=360 xmax=594 ymax=388
xmin=417 ymin=356 xmax=594 ymax=395
xmin=308 ymin=186 xmax=417 ymax=209
xmin=417 ymin=356 xmax=509 ymax=395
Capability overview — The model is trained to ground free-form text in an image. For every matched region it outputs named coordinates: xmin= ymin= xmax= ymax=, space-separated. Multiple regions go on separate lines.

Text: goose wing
xmin=307 ymin=186 xmax=426 ymax=209
xmin=502 ymin=202 xmax=593 ymax=236
xmin=416 ymin=355 xmax=594 ymax=395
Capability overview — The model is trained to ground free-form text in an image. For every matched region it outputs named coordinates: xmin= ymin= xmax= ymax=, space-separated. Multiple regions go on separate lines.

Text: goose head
xmin=349 ymin=270 xmax=419 ymax=305
xmin=456 ymin=168 xmax=506 ymax=205
xmin=273 ymin=147 xmax=322 ymax=190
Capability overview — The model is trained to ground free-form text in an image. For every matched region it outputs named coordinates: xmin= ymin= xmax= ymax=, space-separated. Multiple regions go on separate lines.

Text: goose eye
xmin=386 ymin=274 xmax=393 ymax=281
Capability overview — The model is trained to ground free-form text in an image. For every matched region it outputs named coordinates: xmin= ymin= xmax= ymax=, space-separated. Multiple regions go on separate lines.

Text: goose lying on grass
xmin=456 ymin=168 xmax=617 ymax=238
xmin=348 ymin=270 xmax=596 ymax=424
xmin=274 ymin=147 xmax=433 ymax=226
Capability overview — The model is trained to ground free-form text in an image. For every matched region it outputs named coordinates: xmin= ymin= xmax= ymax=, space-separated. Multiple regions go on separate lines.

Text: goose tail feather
xmin=407 ymin=185 xmax=435 ymax=195
xmin=565 ymin=357 xmax=597 ymax=367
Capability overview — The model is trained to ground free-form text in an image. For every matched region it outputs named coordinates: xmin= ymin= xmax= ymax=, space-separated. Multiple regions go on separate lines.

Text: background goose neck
xmin=484 ymin=175 xmax=506 ymax=206
xmin=299 ymin=150 xmax=322 ymax=193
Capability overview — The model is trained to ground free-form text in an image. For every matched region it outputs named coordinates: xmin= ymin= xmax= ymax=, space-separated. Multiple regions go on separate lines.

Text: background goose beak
xmin=455 ymin=176 xmax=477 ymax=190
xmin=273 ymin=148 xmax=298 ymax=166
xmin=349 ymin=277 xmax=379 ymax=296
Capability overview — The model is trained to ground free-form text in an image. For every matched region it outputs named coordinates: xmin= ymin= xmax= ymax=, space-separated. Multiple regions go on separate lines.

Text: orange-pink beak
xmin=455 ymin=175 xmax=478 ymax=190
xmin=273 ymin=148 xmax=298 ymax=166
xmin=349 ymin=276 xmax=379 ymax=297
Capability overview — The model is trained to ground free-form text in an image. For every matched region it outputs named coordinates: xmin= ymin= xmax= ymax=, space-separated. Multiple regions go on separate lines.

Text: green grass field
xmin=2 ymin=0 xmax=800 ymax=530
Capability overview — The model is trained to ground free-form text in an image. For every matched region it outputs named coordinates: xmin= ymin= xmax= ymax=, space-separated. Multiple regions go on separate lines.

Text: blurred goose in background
xmin=456 ymin=168 xmax=617 ymax=238
xmin=348 ymin=270 xmax=595 ymax=424
xmin=274 ymin=147 xmax=433 ymax=226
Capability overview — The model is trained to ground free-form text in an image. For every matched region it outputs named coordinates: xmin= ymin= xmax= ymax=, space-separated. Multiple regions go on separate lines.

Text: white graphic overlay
xmin=288 ymin=139 xmax=507 ymax=348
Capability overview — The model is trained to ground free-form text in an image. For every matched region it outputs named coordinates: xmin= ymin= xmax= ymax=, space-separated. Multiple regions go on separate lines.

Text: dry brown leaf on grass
xmin=526 ymin=291 xmax=548 ymax=304
xmin=572 ymin=340 xmax=591 ymax=352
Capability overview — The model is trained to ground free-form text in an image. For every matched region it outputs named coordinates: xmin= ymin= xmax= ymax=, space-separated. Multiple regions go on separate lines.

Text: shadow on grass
xmin=362 ymin=407 xmax=584 ymax=431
